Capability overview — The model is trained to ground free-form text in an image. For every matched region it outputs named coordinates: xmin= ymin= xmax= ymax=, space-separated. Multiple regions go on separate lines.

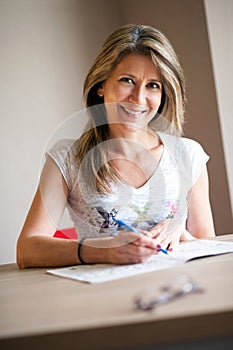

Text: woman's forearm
xmin=16 ymin=233 xmax=158 ymax=268
xmin=17 ymin=235 xmax=80 ymax=268
xmin=16 ymin=235 xmax=112 ymax=268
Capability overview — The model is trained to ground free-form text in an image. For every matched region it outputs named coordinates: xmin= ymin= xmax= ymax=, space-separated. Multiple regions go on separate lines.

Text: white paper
xmin=47 ymin=239 xmax=233 ymax=283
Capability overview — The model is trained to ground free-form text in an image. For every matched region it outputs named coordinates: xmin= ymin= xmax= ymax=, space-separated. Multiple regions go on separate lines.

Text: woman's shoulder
xmin=179 ymin=136 xmax=209 ymax=162
xmin=46 ymin=139 xmax=78 ymax=161
xmin=180 ymin=135 xmax=204 ymax=149
xmin=158 ymin=132 xmax=209 ymax=172
xmin=157 ymin=131 xmax=207 ymax=154
xmin=45 ymin=139 xmax=79 ymax=191
xmin=158 ymin=132 xmax=209 ymax=186
xmin=48 ymin=138 xmax=77 ymax=153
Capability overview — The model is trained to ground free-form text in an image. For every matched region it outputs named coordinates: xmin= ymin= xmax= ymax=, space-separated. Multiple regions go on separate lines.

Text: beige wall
xmin=0 ymin=0 xmax=232 ymax=264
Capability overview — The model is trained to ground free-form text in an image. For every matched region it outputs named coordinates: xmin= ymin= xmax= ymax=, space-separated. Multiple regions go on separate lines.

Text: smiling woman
xmin=17 ymin=24 xmax=215 ymax=268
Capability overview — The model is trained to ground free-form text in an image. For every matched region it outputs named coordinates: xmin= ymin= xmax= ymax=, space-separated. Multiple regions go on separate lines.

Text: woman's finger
xmin=134 ymin=233 xmax=159 ymax=250
xmin=114 ymin=242 xmax=157 ymax=264
xmin=116 ymin=230 xmax=158 ymax=250
xmin=148 ymin=219 xmax=171 ymax=238
xmin=116 ymin=231 xmax=141 ymax=245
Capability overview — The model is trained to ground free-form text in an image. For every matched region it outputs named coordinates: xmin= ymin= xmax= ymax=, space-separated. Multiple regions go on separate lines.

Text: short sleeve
xmin=181 ymin=138 xmax=209 ymax=185
xmin=158 ymin=132 xmax=210 ymax=190
xmin=46 ymin=139 xmax=75 ymax=191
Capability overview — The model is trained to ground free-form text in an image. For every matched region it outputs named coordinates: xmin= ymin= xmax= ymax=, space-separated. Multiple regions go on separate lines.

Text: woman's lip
xmin=120 ymin=105 xmax=148 ymax=116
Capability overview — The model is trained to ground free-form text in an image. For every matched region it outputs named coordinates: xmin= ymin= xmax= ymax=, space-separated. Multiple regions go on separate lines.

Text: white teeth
xmin=122 ymin=106 xmax=146 ymax=115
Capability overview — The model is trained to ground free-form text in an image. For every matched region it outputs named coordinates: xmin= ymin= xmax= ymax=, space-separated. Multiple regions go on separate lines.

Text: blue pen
xmin=155 ymin=245 xmax=175 ymax=258
xmin=113 ymin=218 xmax=141 ymax=234
xmin=113 ymin=218 xmax=174 ymax=258
xmin=158 ymin=247 xmax=170 ymax=255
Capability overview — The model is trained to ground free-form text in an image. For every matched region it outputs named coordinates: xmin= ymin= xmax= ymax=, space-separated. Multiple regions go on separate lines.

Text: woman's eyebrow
xmin=119 ymin=72 xmax=162 ymax=82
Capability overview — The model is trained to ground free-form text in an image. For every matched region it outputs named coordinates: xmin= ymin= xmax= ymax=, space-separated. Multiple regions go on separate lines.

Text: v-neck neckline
xmin=116 ymin=131 xmax=166 ymax=190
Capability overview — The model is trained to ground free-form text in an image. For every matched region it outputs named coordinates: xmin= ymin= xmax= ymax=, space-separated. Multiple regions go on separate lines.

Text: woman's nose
xmin=128 ymin=86 xmax=146 ymax=105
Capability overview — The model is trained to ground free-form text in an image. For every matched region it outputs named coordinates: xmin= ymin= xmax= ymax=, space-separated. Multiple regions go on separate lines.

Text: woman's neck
xmin=107 ymin=129 xmax=164 ymax=189
xmin=108 ymin=125 xmax=160 ymax=156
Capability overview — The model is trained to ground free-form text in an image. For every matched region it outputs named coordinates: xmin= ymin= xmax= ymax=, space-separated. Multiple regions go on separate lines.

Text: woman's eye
xmin=147 ymin=82 xmax=161 ymax=89
xmin=120 ymin=77 xmax=134 ymax=84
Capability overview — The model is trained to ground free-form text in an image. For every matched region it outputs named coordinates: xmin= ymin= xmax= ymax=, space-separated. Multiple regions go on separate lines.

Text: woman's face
xmin=98 ymin=53 xmax=162 ymax=133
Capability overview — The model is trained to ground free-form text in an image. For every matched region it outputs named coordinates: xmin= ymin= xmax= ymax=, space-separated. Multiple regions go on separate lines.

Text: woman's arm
xmin=186 ymin=165 xmax=215 ymax=238
xmin=16 ymin=157 xmax=80 ymax=268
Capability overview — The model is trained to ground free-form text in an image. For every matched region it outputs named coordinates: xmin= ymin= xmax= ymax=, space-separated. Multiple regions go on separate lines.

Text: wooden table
xmin=1 ymin=235 xmax=233 ymax=350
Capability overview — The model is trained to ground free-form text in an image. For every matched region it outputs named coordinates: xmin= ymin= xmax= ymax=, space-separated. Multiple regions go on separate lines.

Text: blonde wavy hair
xmin=77 ymin=24 xmax=186 ymax=193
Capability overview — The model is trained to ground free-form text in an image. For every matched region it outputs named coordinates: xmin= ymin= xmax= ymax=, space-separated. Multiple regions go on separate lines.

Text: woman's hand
xmin=106 ymin=230 xmax=159 ymax=264
xmin=147 ymin=219 xmax=195 ymax=251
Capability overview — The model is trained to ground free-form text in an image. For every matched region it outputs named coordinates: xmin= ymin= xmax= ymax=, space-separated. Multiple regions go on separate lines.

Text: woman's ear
xmin=97 ymin=84 xmax=104 ymax=97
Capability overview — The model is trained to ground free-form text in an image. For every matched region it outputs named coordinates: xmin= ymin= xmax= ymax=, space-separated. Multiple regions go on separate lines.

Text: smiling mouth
xmin=120 ymin=104 xmax=148 ymax=117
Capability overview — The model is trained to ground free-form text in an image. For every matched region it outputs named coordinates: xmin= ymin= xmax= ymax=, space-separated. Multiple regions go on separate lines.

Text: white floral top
xmin=46 ymin=132 xmax=209 ymax=238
